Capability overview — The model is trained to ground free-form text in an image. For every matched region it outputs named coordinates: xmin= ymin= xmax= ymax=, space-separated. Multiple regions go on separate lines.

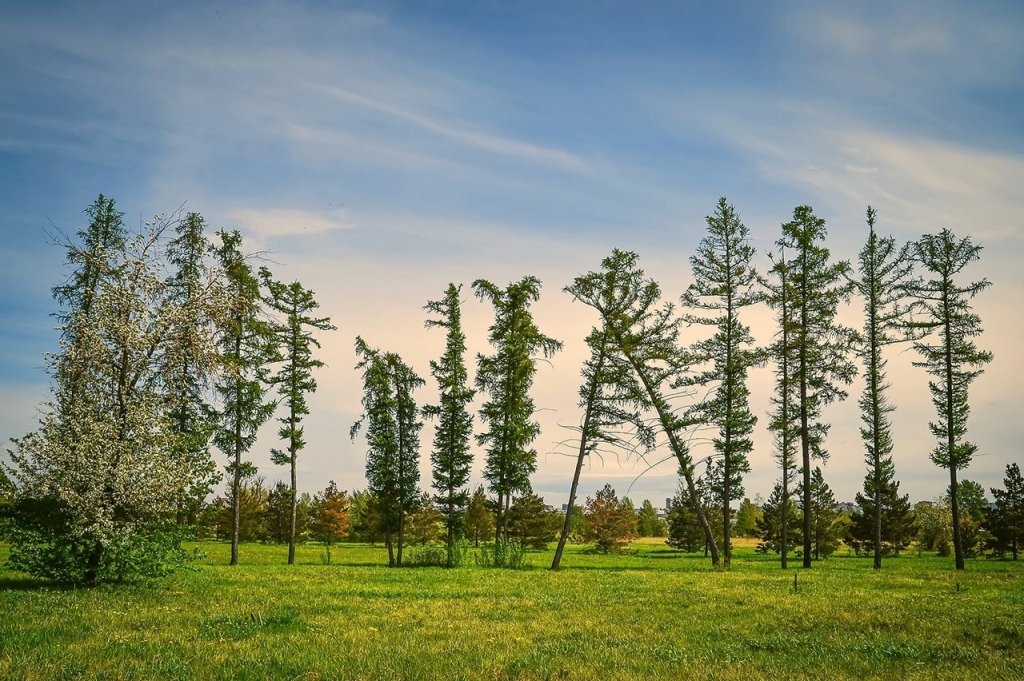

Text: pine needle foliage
xmin=773 ymin=206 xmax=857 ymax=568
xmin=352 ymin=338 xmax=424 ymax=567
xmin=473 ymin=276 xmax=562 ymax=541
xmin=679 ymin=197 xmax=764 ymax=567
xmin=908 ymin=229 xmax=993 ymax=570
xmin=846 ymin=206 xmax=918 ymax=569
xmin=211 ymin=230 xmax=277 ymax=567
xmin=423 ymin=283 xmax=475 ymax=565
xmin=261 ymin=270 xmax=335 ymax=565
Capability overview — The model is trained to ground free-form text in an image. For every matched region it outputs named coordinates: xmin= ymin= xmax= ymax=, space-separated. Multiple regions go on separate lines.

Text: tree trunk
xmin=397 ymin=509 xmax=405 ymax=567
xmin=288 ymin=442 xmax=297 ymax=565
xmin=385 ymin=526 xmax=394 ymax=567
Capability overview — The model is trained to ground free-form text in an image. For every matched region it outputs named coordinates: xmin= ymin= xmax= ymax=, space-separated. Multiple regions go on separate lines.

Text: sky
xmin=1 ymin=0 xmax=1023 ymax=508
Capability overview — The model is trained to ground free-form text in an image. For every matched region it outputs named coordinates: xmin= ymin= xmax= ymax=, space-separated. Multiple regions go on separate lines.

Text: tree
xmin=554 ymin=256 xmax=655 ymax=569
xmin=473 ymin=276 xmax=563 ymax=541
xmin=265 ymin=482 xmax=310 ymax=545
xmin=909 ymin=229 xmax=993 ymax=570
xmin=584 ymin=484 xmax=639 ymax=553
xmin=348 ymin=489 xmax=384 ymax=546
xmin=593 ymin=250 xmax=721 ymax=565
xmin=213 ymin=477 xmax=269 ymax=542
xmin=261 ymin=270 xmax=335 ymax=565
xmin=680 ymin=197 xmax=763 ymax=568
xmin=666 ymin=484 xmax=706 ymax=553
xmin=352 ymin=339 xmax=424 ymax=567
xmin=309 ymin=481 xmax=350 ymax=564
xmin=464 ymin=485 xmax=495 ymax=547
xmin=735 ymin=498 xmax=762 ymax=538
xmin=846 ymin=207 xmax=918 ymax=570
xmin=423 ymin=284 xmax=476 ymax=566
xmin=756 ymin=482 xmax=802 ymax=557
xmin=507 ymin=491 xmax=559 ymax=550
xmin=988 ymin=463 xmax=1024 ymax=560
xmin=803 ymin=467 xmax=842 ymax=560
xmin=637 ymin=500 xmax=665 ymax=537
xmin=211 ymin=230 xmax=276 ymax=566
xmin=404 ymin=493 xmax=444 ymax=546
xmin=5 ymin=204 xmax=221 ymax=583
xmin=774 ymin=206 xmax=857 ymax=568
xmin=163 ymin=211 xmax=222 ymax=528
xmin=763 ymin=253 xmax=800 ymax=569
xmin=849 ymin=478 xmax=916 ymax=557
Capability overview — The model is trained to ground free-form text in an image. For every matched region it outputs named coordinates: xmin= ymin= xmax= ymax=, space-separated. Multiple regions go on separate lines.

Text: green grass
xmin=1 ymin=539 xmax=1022 ymax=680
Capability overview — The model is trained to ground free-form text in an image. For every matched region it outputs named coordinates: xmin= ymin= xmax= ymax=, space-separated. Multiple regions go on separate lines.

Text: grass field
xmin=1 ymin=538 xmax=1021 ymax=680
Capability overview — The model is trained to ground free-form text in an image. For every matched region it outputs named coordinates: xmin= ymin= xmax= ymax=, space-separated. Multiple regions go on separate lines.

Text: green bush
xmin=475 ymin=537 xmax=529 ymax=569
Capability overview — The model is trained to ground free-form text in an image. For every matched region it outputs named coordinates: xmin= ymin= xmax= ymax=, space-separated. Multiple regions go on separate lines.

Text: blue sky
xmin=2 ymin=0 xmax=1023 ymax=507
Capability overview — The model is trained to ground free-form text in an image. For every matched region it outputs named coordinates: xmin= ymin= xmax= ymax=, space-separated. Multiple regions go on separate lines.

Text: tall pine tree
xmin=473 ymin=276 xmax=562 ymax=540
xmin=846 ymin=207 xmax=917 ymax=569
xmin=680 ymin=197 xmax=763 ymax=568
xmin=261 ymin=270 xmax=335 ymax=565
xmin=908 ymin=229 xmax=992 ymax=570
xmin=775 ymin=207 xmax=857 ymax=569
xmin=423 ymin=283 xmax=475 ymax=566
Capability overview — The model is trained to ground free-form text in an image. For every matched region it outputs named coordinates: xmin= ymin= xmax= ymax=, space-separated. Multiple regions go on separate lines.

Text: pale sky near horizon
xmin=1 ymin=1 xmax=1022 ymax=509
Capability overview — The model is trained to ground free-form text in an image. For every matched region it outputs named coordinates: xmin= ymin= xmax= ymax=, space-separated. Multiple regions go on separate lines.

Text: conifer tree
xmin=423 ymin=284 xmax=476 ymax=565
xmin=846 ymin=206 xmax=917 ymax=569
xmin=774 ymin=207 xmax=857 ymax=568
xmin=584 ymin=484 xmax=638 ymax=553
xmin=637 ymin=500 xmax=664 ymax=537
xmin=755 ymin=482 xmax=802 ymax=557
xmin=763 ymin=252 xmax=799 ymax=569
xmin=310 ymin=481 xmax=350 ymax=565
xmin=261 ymin=270 xmax=335 ymax=565
xmin=803 ymin=467 xmax=841 ymax=560
xmin=211 ymin=230 xmax=276 ymax=566
xmin=988 ymin=463 xmax=1024 ymax=560
xmin=908 ymin=229 xmax=993 ymax=570
xmin=553 ymin=257 xmax=654 ymax=569
xmin=591 ymin=250 xmax=721 ymax=565
xmin=465 ymin=485 xmax=495 ymax=547
xmin=473 ymin=276 xmax=562 ymax=540
xmin=849 ymin=478 xmax=915 ymax=557
xmin=164 ymin=212 xmax=221 ymax=527
xmin=680 ymin=197 xmax=763 ymax=568
xmin=352 ymin=338 xmax=424 ymax=566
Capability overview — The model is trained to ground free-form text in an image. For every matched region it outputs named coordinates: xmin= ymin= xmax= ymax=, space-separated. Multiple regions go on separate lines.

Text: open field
xmin=1 ymin=540 xmax=1022 ymax=680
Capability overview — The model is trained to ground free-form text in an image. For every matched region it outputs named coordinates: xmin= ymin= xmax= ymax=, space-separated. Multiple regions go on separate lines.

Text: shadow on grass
xmin=0 ymin=575 xmax=73 ymax=591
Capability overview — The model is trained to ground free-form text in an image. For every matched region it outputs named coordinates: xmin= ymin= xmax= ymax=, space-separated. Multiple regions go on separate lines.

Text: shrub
xmin=475 ymin=537 xmax=529 ymax=569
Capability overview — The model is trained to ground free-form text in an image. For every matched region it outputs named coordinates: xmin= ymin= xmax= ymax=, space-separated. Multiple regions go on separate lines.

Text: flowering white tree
xmin=5 ymin=198 xmax=223 ymax=584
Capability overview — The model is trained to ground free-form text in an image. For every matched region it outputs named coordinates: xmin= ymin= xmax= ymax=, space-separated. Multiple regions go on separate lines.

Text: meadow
xmin=1 ymin=538 xmax=1021 ymax=680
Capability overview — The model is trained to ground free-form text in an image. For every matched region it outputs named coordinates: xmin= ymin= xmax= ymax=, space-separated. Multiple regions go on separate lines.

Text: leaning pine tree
xmin=261 ymin=269 xmax=335 ymax=565
xmin=845 ymin=206 xmax=917 ymax=570
xmin=473 ymin=276 xmax=563 ymax=541
xmin=423 ymin=283 xmax=476 ymax=566
xmin=553 ymin=256 xmax=654 ymax=569
xmin=597 ymin=250 xmax=721 ymax=566
xmin=211 ymin=230 xmax=276 ymax=567
xmin=680 ymin=197 xmax=764 ymax=568
xmin=908 ymin=229 xmax=993 ymax=571
xmin=775 ymin=207 xmax=857 ymax=569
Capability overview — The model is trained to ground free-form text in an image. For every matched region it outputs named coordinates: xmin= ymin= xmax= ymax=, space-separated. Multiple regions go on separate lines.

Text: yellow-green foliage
xmin=1 ymin=540 xmax=1022 ymax=680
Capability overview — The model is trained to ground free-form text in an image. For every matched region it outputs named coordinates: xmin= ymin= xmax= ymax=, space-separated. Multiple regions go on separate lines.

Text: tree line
xmin=1 ymin=193 xmax=1020 ymax=583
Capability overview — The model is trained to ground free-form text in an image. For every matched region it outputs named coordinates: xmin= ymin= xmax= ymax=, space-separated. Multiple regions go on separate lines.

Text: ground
xmin=0 ymin=538 xmax=1021 ymax=680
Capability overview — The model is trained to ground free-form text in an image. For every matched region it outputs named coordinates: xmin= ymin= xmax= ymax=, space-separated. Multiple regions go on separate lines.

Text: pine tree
xmin=846 ymin=206 xmax=917 ymax=569
xmin=473 ymin=276 xmax=562 ymax=540
xmin=423 ymin=284 xmax=476 ymax=566
xmin=988 ymin=463 xmax=1024 ymax=560
xmin=734 ymin=498 xmax=762 ymax=538
xmin=164 ymin=211 xmax=221 ymax=528
xmin=352 ymin=339 xmax=424 ymax=567
xmin=666 ymin=484 xmax=707 ymax=553
xmin=637 ymin=500 xmax=663 ymax=537
xmin=755 ymin=482 xmax=802 ymax=557
xmin=507 ymin=490 xmax=558 ymax=550
xmin=553 ymin=255 xmax=654 ymax=569
xmin=850 ymin=477 xmax=916 ymax=557
xmin=211 ymin=230 xmax=276 ymax=567
xmin=465 ymin=485 xmax=495 ymax=547
xmin=774 ymin=207 xmax=857 ymax=568
xmin=261 ymin=270 xmax=335 ymax=565
xmin=680 ymin=197 xmax=763 ymax=568
xmin=592 ymin=250 xmax=721 ymax=565
xmin=908 ymin=229 xmax=993 ymax=570
xmin=802 ymin=467 xmax=841 ymax=560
